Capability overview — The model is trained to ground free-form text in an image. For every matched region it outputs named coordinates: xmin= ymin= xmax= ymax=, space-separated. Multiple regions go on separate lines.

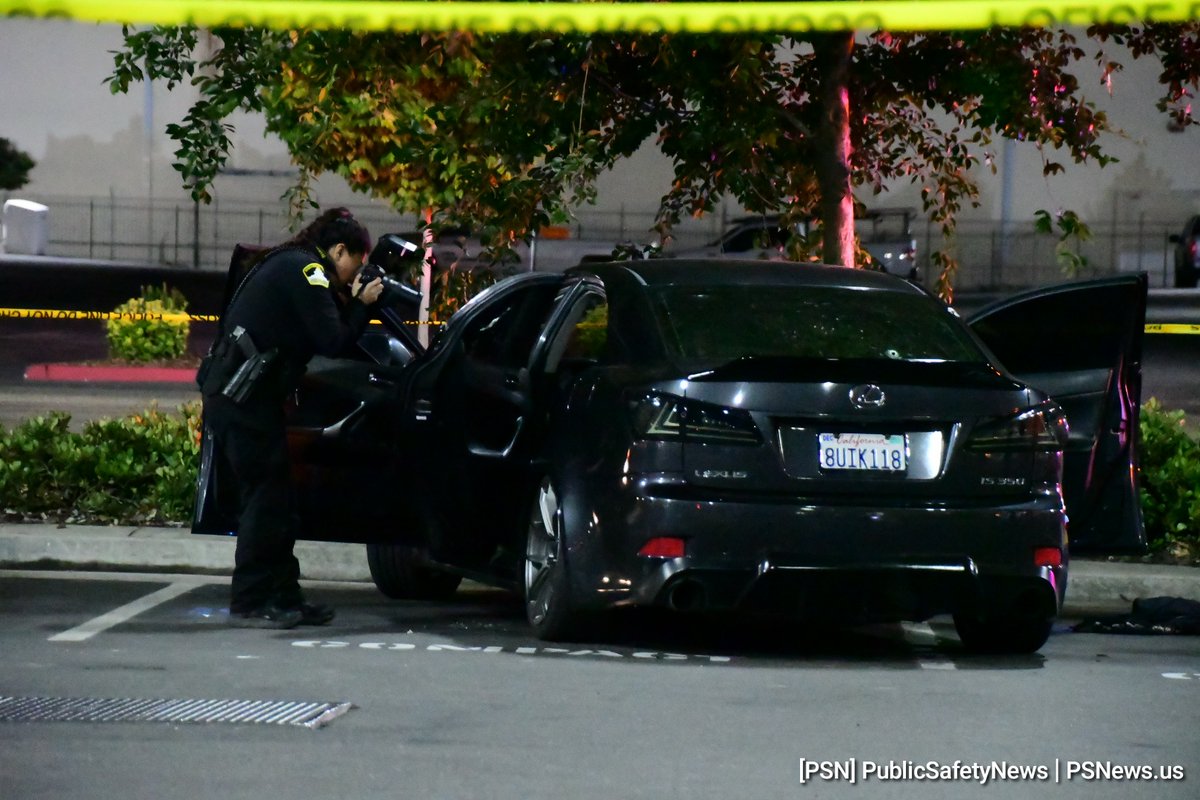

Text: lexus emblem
xmin=849 ymin=384 xmax=886 ymax=410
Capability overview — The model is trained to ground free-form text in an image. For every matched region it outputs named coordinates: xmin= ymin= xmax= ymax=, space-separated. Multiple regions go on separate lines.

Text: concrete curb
xmin=0 ymin=524 xmax=371 ymax=583
xmin=1060 ymin=560 xmax=1200 ymax=612
xmin=23 ymin=363 xmax=197 ymax=383
xmin=4 ymin=523 xmax=1199 ymax=617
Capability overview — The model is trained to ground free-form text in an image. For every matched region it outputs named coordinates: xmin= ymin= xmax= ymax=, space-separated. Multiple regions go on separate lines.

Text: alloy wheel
xmin=524 ymin=480 xmax=561 ymax=626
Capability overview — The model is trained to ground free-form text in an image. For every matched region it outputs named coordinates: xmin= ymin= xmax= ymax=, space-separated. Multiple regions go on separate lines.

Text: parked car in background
xmin=672 ymin=210 xmax=919 ymax=280
xmin=195 ymin=259 xmax=1147 ymax=653
xmin=1169 ymin=215 xmax=1199 ymax=288
xmin=678 ymin=215 xmax=802 ymax=260
xmin=375 ymin=225 xmax=617 ymax=274
xmin=858 ymin=207 xmax=919 ymax=280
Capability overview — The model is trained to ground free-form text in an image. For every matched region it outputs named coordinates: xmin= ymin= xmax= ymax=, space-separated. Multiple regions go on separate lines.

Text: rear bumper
xmin=649 ymin=561 xmax=1063 ymax=626
xmin=565 ymin=475 xmax=1067 ymax=622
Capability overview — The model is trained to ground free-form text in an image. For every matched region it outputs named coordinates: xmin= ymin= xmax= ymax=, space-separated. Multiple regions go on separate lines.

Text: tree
xmin=109 ymin=19 xmax=1199 ymax=299
xmin=584 ymin=25 xmax=1197 ymax=294
xmin=108 ymin=28 xmax=597 ymax=246
xmin=0 ymin=137 xmax=36 ymax=191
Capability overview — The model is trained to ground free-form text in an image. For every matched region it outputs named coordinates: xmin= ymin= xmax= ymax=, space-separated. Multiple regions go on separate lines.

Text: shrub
xmin=105 ymin=283 xmax=190 ymax=362
xmin=74 ymin=404 xmax=202 ymax=522
xmin=0 ymin=402 xmax=201 ymax=525
xmin=0 ymin=413 xmax=83 ymax=515
xmin=0 ymin=136 xmax=36 ymax=190
xmin=428 ymin=263 xmax=513 ymax=322
xmin=1138 ymin=398 xmax=1200 ymax=554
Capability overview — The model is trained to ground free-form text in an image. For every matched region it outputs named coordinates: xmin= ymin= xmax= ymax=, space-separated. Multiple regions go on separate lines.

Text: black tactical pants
xmin=208 ymin=412 xmax=304 ymax=614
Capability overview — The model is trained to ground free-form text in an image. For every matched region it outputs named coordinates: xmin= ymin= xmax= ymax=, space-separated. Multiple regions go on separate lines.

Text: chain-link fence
xmin=1 ymin=192 xmax=1188 ymax=291
xmin=923 ymin=217 xmax=1181 ymax=291
xmin=1 ymin=193 xmax=422 ymax=270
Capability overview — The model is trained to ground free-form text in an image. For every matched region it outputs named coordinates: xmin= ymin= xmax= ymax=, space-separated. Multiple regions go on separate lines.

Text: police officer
xmin=202 ymin=208 xmax=384 ymax=628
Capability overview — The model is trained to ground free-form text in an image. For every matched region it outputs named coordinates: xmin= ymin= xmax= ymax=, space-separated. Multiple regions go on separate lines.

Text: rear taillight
xmin=966 ymin=402 xmax=1069 ymax=452
xmin=1033 ymin=547 xmax=1063 ymax=567
xmin=629 ymin=394 xmax=761 ymax=445
xmin=638 ymin=537 xmax=687 ymax=558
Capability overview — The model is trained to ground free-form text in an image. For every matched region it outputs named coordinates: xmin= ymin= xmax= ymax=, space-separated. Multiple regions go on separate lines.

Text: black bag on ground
xmin=1073 ymin=596 xmax=1200 ymax=635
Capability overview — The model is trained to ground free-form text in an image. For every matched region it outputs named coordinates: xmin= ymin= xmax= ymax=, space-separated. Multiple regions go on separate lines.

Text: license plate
xmin=818 ymin=432 xmax=907 ymax=472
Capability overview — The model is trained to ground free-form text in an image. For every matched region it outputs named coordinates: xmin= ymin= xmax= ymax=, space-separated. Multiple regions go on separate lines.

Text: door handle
xmin=289 ymin=402 xmax=368 ymax=439
xmin=322 ymin=402 xmax=366 ymax=439
xmin=468 ymin=417 xmax=525 ymax=459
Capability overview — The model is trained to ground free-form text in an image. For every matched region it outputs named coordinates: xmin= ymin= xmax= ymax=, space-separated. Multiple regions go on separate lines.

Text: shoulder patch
xmin=302 ymin=262 xmax=330 ymax=288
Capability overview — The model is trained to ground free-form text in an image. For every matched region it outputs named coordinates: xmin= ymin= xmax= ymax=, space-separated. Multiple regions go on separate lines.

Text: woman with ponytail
xmin=201 ymin=207 xmax=383 ymax=628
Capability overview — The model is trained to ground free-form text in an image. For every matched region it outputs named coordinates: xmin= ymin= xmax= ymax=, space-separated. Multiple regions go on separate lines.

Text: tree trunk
xmin=813 ymin=32 xmax=856 ymax=268
xmin=418 ymin=207 xmax=434 ymax=348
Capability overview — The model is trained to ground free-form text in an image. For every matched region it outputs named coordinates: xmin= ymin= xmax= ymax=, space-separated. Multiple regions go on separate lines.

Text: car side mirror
xmin=1168 ymin=234 xmax=1181 ymax=243
xmin=357 ymin=329 xmax=414 ymax=366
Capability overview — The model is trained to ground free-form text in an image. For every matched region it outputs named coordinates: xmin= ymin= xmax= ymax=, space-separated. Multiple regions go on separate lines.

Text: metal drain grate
xmin=0 ymin=696 xmax=353 ymax=729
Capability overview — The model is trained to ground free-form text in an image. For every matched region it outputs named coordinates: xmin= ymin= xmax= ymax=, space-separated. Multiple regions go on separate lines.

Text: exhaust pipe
xmin=667 ymin=580 xmax=706 ymax=612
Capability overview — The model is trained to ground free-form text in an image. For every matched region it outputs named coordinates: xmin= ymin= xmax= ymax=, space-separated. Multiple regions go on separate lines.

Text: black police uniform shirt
xmin=205 ymin=246 xmax=371 ymax=428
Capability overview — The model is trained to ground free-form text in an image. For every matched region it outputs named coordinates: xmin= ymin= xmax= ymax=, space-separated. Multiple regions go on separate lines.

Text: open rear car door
xmin=966 ymin=274 xmax=1148 ymax=553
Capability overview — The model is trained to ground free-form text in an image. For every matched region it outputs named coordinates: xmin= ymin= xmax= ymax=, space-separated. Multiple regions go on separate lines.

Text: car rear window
xmin=650 ymin=285 xmax=984 ymax=363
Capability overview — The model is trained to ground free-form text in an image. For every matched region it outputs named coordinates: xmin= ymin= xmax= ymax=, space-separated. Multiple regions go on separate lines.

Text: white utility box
xmin=2 ymin=198 xmax=50 ymax=255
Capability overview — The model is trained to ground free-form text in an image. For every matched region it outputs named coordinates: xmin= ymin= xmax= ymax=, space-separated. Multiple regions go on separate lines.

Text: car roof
xmin=573 ymin=258 xmax=925 ymax=294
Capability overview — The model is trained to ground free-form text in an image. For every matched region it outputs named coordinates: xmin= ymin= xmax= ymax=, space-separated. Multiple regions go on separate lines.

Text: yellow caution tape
xmin=0 ymin=307 xmax=219 ymax=323
xmin=0 ymin=307 xmax=446 ymax=325
xmin=2 ymin=1 xmax=1197 ymax=33
xmin=1144 ymin=323 xmax=1200 ymax=335
xmin=2 ymin=306 xmax=1195 ymax=332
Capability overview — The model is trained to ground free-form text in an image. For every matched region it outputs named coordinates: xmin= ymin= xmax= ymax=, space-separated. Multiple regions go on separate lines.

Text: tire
xmin=953 ymin=612 xmax=1053 ymax=654
xmin=1175 ymin=263 xmax=1198 ymax=289
xmin=366 ymin=544 xmax=462 ymax=600
xmin=523 ymin=477 xmax=584 ymax=641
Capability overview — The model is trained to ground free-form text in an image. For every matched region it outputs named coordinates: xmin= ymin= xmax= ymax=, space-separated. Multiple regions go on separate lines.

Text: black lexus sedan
xmin=195 ymin=259 xmax=1147 ymax=653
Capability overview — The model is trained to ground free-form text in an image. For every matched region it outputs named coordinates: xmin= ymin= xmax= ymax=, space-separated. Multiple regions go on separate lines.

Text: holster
xmin=198 ymin=326 xmax=278 ymax=405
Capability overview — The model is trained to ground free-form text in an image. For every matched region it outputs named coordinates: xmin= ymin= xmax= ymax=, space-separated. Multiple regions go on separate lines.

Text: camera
xmin=357 ymin=261 xmax=387 ymax=287
xmin=356 ymin=260 xmax=421 ymax=313
xmin=355 ymin=233 xmax=425 ymax=315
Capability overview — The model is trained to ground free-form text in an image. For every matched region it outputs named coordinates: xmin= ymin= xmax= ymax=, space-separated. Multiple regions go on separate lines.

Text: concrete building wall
xmin=1 ymin=19 xmax=1197 ymax=274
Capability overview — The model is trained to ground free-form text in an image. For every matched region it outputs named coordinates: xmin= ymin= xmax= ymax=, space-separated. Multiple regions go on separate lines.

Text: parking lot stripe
xmin=48 ymin=582 xmax=197 ymax=642
xmin=902 ymin=622 xmax=960 ymax=669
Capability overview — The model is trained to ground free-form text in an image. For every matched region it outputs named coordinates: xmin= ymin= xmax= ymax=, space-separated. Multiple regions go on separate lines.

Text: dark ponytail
xmin=286 ymin=207 xmax=372 ymax=258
